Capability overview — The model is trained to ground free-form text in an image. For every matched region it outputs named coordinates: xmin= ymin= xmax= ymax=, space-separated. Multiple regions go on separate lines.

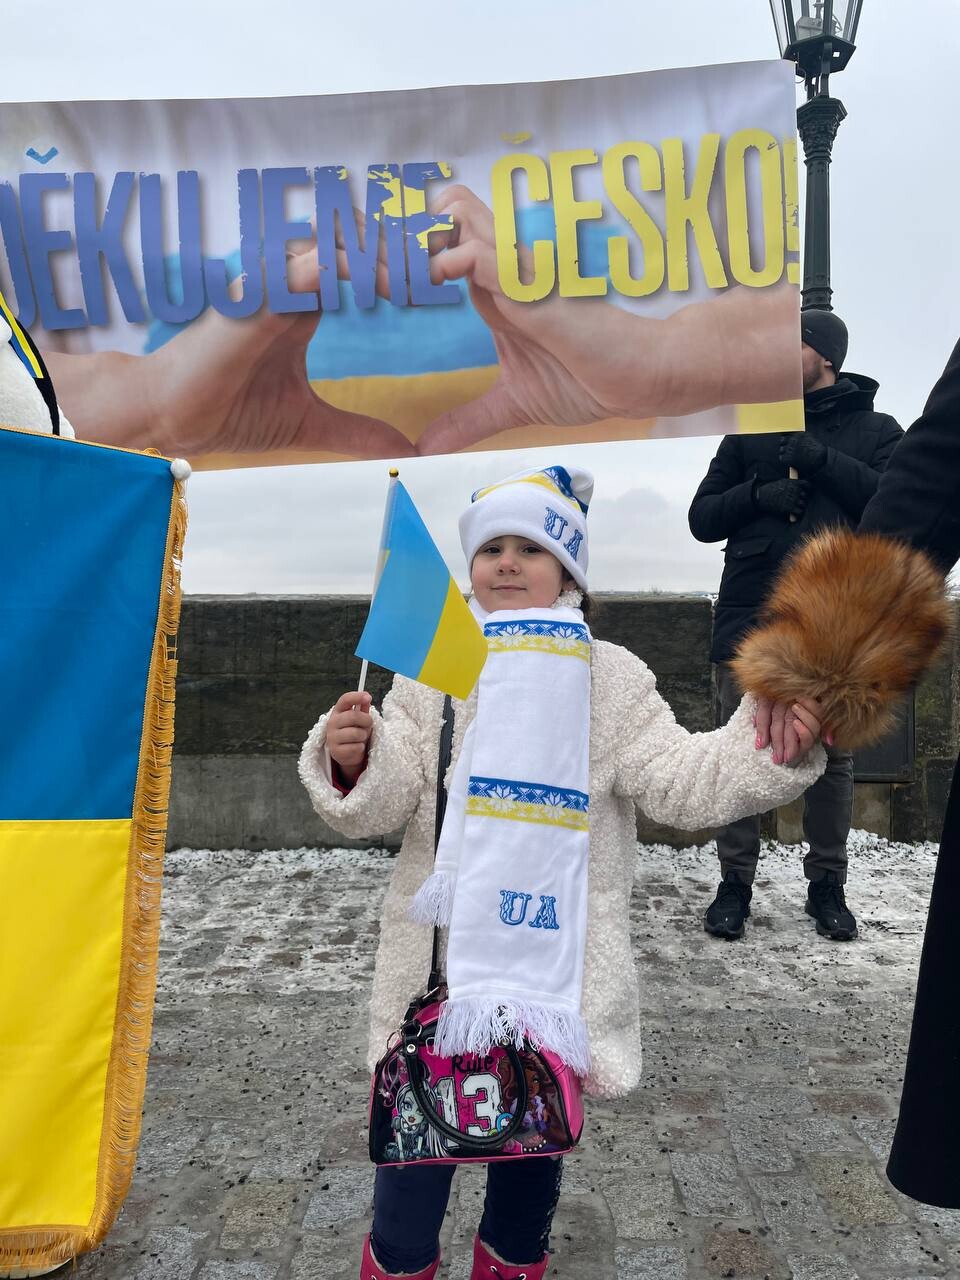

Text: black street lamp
xmin=769 ymin=0 xmax=864 ymax=311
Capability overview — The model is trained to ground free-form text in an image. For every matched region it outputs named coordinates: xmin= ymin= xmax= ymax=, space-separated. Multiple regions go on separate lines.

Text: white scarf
xmin=409 ymin=597 xmax=592 ymax=1076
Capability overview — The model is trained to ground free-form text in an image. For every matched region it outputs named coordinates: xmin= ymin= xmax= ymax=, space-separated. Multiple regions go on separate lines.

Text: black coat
xmin=689 ymin=375 xmax=903 ymax=663
xmin=859 ymin=337 xmax=960 ymax=1208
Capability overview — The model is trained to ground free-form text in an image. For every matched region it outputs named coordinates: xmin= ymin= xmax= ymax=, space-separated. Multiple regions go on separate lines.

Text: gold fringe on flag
xmin=0 ymin=474 xmax=188 ymax=1274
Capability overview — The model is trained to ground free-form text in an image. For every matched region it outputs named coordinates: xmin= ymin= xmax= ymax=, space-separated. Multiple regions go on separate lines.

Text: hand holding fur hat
xmin=732 ymin=527 xmax=952 ymax=749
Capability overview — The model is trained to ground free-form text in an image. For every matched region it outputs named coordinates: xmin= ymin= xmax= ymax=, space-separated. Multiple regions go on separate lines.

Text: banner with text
xmin=0 ymin=61 xmax=803 ymax=468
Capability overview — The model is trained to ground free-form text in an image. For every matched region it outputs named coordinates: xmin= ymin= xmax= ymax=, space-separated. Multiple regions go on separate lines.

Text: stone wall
xmin=167 ymin=595 xmax=960 ymax=851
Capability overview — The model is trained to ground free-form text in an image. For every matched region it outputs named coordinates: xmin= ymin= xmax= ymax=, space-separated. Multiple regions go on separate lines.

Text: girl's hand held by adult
xmin=754 ymin=695 xmax=829 ymax=766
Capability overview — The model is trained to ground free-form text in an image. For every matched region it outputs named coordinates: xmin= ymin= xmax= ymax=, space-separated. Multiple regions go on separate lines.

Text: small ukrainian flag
xmin=357 ymin=475 xmax=487 ymax=700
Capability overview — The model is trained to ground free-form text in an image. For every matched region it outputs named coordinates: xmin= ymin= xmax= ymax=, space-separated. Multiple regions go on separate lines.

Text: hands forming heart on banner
xmin=413 ymin=187 xmax=639 ymax=453
xmin=413 ymin=185 xmax=800 ymax=456
xmin=46 ymin=188 xmax=798 ymax=462
xmin=415 ymin=185 xmax=653 ymax=456
xmin=147 ymin=245 xmax=415 ymax=460
xmin=46 ymin=239 xmax=416 ymax=462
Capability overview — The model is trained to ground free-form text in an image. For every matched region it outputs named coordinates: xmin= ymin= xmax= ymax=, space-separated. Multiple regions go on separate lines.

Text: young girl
xmin=299 ymin=464 xmax=826 ymax=1280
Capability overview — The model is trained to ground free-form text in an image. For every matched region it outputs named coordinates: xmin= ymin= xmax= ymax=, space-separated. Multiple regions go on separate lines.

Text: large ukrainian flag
xmin=0 ymin=426 xmax=186 ymax=1271
xmin=356 ymin=477 xmax=486 ymax=700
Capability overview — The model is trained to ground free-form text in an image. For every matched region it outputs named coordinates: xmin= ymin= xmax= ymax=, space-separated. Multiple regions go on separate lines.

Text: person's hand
xmin=753 ymin=477 xmax=811 ymax=519
xmin=326 ymin=691 xmax=374 ymax=783
xmin=415 ymin=184 xmax=644 ymax=454
xmin=754 ymin=695 xmax=830 ymax=765
xmin=779 ymin=432 xmax=827 ymax=476
xmin=46 ymin=242 xmax=416 ymax=461
xmin=415 ymin=185 xmax=801 ymax=456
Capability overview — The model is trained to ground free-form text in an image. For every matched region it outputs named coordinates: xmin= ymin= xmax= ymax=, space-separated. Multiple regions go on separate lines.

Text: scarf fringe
xmin=434 ymin=996 xmax=591 ymax=1077
xmin=408 ymin=871 xmax=455 ymax=926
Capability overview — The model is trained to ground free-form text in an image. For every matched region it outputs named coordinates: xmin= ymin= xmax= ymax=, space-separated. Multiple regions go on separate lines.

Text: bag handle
xmin=403 ymin=1036 xmax=531 ymax=1151
xmin=426 ymin=693 xmax=454 ymax=992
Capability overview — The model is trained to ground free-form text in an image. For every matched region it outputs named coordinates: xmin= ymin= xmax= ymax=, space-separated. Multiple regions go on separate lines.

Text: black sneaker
xmin=704 ymin=870 xmax=752 ymax=939
xmin=805 ymin=871 xmax=858 ymax=940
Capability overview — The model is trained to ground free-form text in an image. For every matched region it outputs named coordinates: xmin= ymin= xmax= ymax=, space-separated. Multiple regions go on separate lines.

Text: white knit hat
xmin=459 ymin=465 xmax=593 ymax=589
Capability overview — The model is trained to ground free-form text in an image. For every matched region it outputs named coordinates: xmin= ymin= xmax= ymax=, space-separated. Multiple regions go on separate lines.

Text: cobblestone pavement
xmin=73 ymin=835 xmax=960 ymax=1280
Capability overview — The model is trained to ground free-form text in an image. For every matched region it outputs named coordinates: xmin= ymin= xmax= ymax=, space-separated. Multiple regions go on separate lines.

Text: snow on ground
xmin=119 ymin=832 xmax=959 ymax=1280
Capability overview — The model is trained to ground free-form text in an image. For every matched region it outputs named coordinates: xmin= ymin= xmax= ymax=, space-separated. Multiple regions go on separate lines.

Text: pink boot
xmin=470 ymin=1235 xmax=550 ymax=1280
xmin=360 ymin=1234 xmax=441 ymax=1280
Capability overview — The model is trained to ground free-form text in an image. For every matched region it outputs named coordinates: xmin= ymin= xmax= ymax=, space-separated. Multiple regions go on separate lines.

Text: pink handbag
xmin=368 ymin=993 xmax=584 ymax=1166
xmin=367 ymin=698 xmax=584 ymax=1167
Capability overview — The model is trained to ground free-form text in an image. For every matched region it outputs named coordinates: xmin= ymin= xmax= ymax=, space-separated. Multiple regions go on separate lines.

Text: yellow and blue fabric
xmin=484 ymin=617 xmax=590 ymax=663
xmin=466 ymin=777 xmax=590 ymax=832
xmin=470 ymin=464 xmax=591 ymax=514
xmin=356 ymin=479 xmax=487 ymax=700
xmin=0 ymin=426 xmax=186 ymax=1272
xmin=465 ymin=620 xmax=590 ymax=831
xmin=0 ymin=287 xmax=60 ymax=433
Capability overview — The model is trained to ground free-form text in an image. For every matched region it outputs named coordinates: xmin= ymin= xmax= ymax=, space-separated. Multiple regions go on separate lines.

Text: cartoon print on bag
xmin=383 ymin=1082 xmax=432 ymax=1162
xmin=500 ymin=1059 xmax=567 ymax=1153
xmin=378 ymin=1044 xmax=573 ymax=1160
xmin=516 ymin=1065 xmax=552 ymax=1151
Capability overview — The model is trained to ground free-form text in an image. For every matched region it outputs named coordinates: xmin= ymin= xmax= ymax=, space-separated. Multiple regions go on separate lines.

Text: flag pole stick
xmin=357 ymin=467 xmax=400 ymax=696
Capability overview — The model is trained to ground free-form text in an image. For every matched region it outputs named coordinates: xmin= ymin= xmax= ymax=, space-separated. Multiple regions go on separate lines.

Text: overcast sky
xmin=5 ymin=0 xmax=957 ymax=595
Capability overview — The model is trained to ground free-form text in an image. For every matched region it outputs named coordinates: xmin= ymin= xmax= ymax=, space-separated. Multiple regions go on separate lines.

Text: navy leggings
xmin=371 ymin=1157 xmax=563 ymax=1273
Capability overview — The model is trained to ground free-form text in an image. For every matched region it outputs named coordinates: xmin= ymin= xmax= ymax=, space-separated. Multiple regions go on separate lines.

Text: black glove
xmin=752 ymin=477 xmax=811 ymax=519
xmin=779 ymin=432 xmax=828 ymax=476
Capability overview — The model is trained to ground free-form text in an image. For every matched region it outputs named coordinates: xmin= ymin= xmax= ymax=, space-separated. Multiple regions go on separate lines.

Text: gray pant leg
xmin=801 ymin=742 xmax=854 ymax=883
xmin=714 ymin=663 xmax=761 ymax=884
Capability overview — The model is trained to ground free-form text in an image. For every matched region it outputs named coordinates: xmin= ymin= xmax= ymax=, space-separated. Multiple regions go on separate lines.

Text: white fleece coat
xmin=299 ymin=641 xmax=825 ymax=1099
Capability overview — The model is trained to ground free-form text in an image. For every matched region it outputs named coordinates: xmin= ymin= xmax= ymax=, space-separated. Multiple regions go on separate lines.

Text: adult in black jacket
xmin=858 ymin=337 xmax=960 ymax=1208
xmin=688 ymin=311 xmax=903 ymax=941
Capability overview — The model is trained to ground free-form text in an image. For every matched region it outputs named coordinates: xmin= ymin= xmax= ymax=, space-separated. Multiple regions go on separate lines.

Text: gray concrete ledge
xmin=168 ymin=595 xmax=960 ymax=852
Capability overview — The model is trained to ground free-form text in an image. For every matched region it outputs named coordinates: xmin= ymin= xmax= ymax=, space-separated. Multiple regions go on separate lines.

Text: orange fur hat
xmin=731 ymin=527 xmax=953 ymax=749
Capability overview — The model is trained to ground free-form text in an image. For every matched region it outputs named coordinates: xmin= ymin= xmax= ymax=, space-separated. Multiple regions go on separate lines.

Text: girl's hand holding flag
xmin=327 ymin=691 xmax=374 ymax=784
xmin=324 ymin=470 xmax=488 ymax=791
